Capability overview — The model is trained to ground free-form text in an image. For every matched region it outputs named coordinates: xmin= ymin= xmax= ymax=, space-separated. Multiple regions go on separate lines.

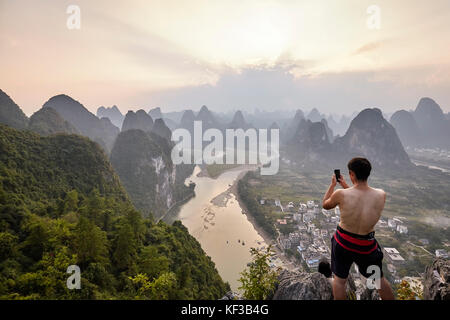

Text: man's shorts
xmin=331 ymin=225 xmax=384 ymax=279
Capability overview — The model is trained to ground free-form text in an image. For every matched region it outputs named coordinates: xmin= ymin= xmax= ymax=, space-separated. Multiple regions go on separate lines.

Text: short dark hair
xmin=347 ymin=157 xmax=372 ymax=181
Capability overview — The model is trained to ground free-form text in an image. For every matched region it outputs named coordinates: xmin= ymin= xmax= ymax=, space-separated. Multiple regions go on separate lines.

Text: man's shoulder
xmin=372 ymin=187 xmax=386 ymax=195
xmin=370 ymin=187 xmax=386 ymax=199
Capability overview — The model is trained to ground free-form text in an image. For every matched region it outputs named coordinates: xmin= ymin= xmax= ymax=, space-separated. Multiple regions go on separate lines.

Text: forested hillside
xmin=0 ymin=125 xmax=228 ymax=299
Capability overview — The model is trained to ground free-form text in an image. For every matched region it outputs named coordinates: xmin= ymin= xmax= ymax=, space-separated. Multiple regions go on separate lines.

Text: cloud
xmin=132 ymin=63 xmax=450 ymax=114
xmin=353 ymin=41 xmax=383 ymax=55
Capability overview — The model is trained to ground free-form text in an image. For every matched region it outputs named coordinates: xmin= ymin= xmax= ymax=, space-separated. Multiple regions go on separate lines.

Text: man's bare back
xmin=322 ymin=171 xmax=386 ymax=235
xmin=338 ymin=185 xmax=386 ymax=235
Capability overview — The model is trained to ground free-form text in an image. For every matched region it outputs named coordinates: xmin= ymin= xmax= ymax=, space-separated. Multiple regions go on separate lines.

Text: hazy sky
xmin=1 ymin=0 xmax=450 ymax=116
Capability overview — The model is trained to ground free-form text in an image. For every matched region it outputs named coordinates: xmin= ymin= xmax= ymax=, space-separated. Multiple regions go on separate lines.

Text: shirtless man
xmin=322 ymin=157 xmax=394 ymax=300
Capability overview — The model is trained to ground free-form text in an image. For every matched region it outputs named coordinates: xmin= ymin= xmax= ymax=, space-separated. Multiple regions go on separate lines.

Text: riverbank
xmin=221 ymin=167 xmax=297 ymax=271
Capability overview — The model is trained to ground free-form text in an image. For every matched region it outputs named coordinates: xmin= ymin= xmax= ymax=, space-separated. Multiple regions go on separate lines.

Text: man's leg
xmin=332 ymin=275 xmax=348 ymax=300
xmin=378 ymin=277 xmax=395 ymax=300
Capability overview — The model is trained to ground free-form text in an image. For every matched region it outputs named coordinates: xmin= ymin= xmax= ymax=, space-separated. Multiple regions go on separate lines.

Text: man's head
xmin=347 ymin=157 xmax=372 ymax=184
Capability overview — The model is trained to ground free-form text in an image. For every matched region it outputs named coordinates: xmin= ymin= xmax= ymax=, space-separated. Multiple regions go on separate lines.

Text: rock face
xmin=28 ymin=107 xmax=79 ymax=136
xmin=423 ymin=258 xmax=450 ymax=300
xmin=121 ymin=110 xmax=153 ymax=132
xmin=333 ymin=108 xmax=411 ymax=168
xmin=110 ymin=129 xmax=175 ymax=218
xmin=97 ymin=105 xmax=124 ymax=128
xmin=110 ymin=129 xmax=194 ymax=219
xmin=272 ymin=270 xmax=333 ymax=300
xmin=0 ymin=89 xmax=28 ymax=130
xmin=282 ymin=109 xmax=305 ymax=143
xmin=151 ymin=118 xmax=172 ymax=141
xmin=42 ymin=94 xmax=119 ymax=152
xmin=321 ymin=118 xmax=334 ymax=143
xmin=390 ymin=110 xmax=422 ymax=147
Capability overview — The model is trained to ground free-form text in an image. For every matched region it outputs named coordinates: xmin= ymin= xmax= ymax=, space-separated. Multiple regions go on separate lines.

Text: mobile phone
xmin=334 ymin=169 xmax=341 ymax=182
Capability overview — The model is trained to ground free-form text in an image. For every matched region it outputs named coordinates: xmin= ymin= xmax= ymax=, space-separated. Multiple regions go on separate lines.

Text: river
xmin=167 ymin=166 xmax=267 ymax=291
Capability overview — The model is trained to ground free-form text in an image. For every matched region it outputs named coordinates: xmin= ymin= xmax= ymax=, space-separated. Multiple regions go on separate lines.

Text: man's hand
xmin=338 ymin=174 xmax=350 ymax=189
xmin=331 ymin=174 xmax=337 ymax=187
xmin=323 ymin=174 xmax=342 ymax=209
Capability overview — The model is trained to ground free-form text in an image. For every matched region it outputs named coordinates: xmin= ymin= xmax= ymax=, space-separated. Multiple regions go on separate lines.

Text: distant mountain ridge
xmin=390 ymin=97 xmax=450 ymax=148
xmin=28 ymin=107 xmax=79 ymax=136
xmin=286 ymin=108 xmax=412 ymax=169
xmin=43 ymin=94 xmax=119 ymax=152
xmin=0 ymin=89 xmax=29 ymax=130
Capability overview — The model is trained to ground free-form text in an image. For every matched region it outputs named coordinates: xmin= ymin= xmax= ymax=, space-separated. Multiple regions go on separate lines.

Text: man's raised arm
xmin=322 ymin=174 xmax=343 ymax=210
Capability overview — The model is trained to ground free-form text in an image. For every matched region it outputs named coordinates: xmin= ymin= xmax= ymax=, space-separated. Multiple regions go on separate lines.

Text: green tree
xmin=0 ymin=232 xmax=18 ymax=260
xmin=113 ymin=222 xmax=137 ymax=271
xmin=137 ymin=245 xmax=170 ymax=279
xmin=63 ymin=190 xmax=79 ymax=214
xmin=129 ymin=272 xmax=177 ymax=299
xmin=74 ymin=217 xmax=108 ymax=266
xmin=239 ymin=245 xmax=279 ymax=300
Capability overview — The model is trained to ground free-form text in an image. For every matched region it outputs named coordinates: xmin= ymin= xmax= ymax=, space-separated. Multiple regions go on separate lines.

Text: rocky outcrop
xmin=222 ymin=259 xmax=449 ymax=300
xmin=423 ymin=258 xmax=450 ymax=300
xmin=272 ymin=270 xmax=362 ymax=300
xmin=272 ymin=270 xmax=332 ymax=300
